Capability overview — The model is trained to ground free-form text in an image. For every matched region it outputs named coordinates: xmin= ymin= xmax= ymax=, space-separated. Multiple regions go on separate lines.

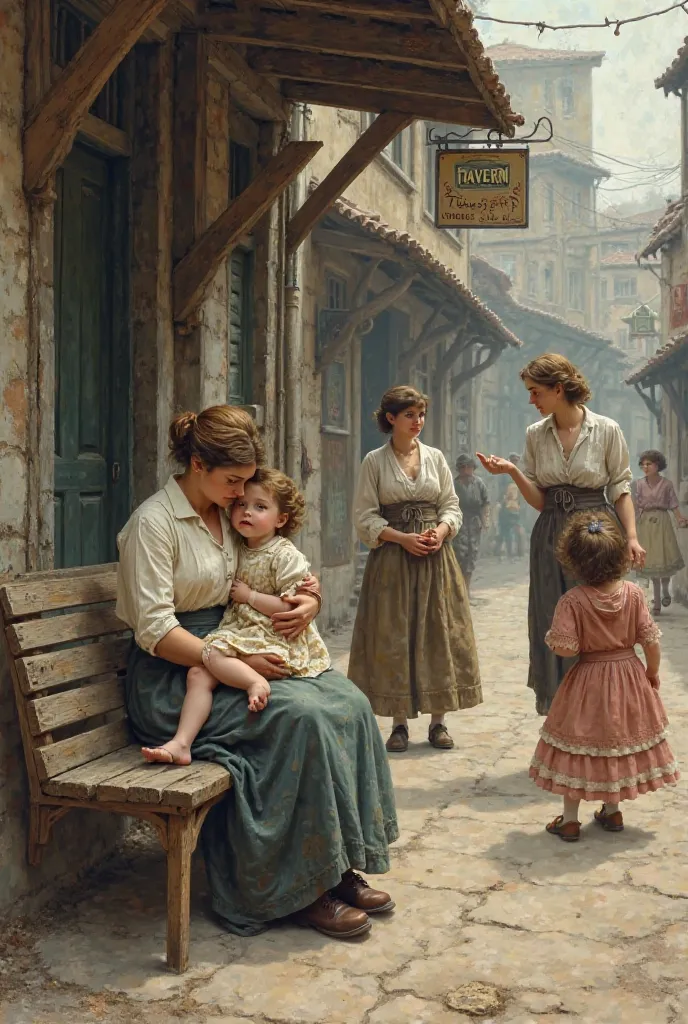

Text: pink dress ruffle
xmin=529 ymin=582 xmax=679 ymax=803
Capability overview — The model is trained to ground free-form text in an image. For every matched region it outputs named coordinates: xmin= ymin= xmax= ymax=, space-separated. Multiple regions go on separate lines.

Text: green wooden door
xmin=53 ymin=143 xmax=130 ymax=568
xmin=228 ymin=248 xmax=252 ymax=404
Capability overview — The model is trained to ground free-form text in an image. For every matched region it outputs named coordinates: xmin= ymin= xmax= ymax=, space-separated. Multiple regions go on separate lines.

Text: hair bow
xmin=587 ymin=520 xmax=602 ymax=534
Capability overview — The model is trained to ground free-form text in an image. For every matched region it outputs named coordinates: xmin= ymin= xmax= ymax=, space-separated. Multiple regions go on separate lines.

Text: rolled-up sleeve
xmin=116 ymin=513 xmax=180 ymax=655
xmin=436 ymin=452 xmax=462 ymax=538
xmin=521 ymin=427 xmax=538 ymax=483
xmin=606 ymin=423 xmax=633 ymax=505
xmin=354 ymin=454 xmax=388 ymax=549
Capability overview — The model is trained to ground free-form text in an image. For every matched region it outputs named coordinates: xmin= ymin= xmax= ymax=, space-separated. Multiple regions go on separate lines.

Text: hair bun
xmin=168 ymin=411 xmax=198 ymax=461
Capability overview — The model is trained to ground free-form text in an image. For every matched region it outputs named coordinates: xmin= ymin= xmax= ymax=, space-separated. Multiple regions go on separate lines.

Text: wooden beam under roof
xmin=283 ymin=81 xmax=499 ymax=128
xmin=24 ymin=0 xmax=170 ymax=194
xmin=235 ymin=0 xmax=435 ymax=21
xmin=247 ymin=49 xmax=480 ymax=102
xmin=197 ymin=7 xmax=467 ymax=70
xmin=286 ymin=111 xmax=412 ymax=253
xmin=209 ymin=41 xmax=290 ymax=120
xmin=174 ymin=140 xmax=322 ymax=324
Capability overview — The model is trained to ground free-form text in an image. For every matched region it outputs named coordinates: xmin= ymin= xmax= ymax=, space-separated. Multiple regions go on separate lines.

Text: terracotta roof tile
xmin=639 ymin=199 xmax=685 ymax=259
xmin=487 ymin=42 xmax=605 ymax=65
xmin=600 ymin=251 xmax=645 ymax=266
xmin=626 ymin=327 xmax=688 ymax=385
xmin=656 ymin=37 xmax=688 ymax=93
xmin=315 ymin=187 xmax=521 ymax=349
xmin=531 ymin=149 xmax=610 ymax=178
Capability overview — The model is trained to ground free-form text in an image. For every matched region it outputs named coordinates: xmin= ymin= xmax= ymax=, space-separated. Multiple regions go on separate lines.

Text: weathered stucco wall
xmin=662 ymin=245 xmax=688 ymax=604
xmin=0 ymin=0 xmax=123 ymax=914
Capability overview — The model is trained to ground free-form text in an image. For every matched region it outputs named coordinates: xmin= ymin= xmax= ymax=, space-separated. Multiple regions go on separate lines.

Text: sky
xmin=475 ymin=0 xmax=685 ymax=211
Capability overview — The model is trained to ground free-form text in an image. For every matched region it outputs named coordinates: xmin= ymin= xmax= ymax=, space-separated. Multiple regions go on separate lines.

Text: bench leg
xmin=166 ymin=816 xmax=194 ymax=973
xmin=28 ymin=803 xmax=70 ymax=866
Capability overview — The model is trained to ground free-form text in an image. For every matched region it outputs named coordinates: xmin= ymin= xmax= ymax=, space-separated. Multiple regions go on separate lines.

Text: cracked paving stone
xmin=385 ymin=924 xmax=629 ymax=996
xmin=384 ymin=846 xmax=520 ymax=892
xmin=469 ymin=882 xmax=688 ymax=941
xmin=559 ymin=989 xmax=674 ymax=1022
xmin=628 ymin=843 xmax=688 ymax=896
xmin=367 ymin=995 xmax=471 ymax=1023
xmin=515 ymin=992 xmax=563 ymax=1014
xmin=190 ymin=960 xmax=380 ymax=1022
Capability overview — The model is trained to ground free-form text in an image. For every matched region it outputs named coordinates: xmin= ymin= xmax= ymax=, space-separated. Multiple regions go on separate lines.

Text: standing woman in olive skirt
xmin=477 ymin=354 xmax=646 ymax=715
xmin=348 ymin=386 xmax=482 ymax=753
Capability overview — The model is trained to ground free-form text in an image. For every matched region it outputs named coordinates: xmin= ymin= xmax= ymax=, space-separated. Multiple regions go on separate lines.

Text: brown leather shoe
xmin=428 ymin=723 xmax=454 ymax=749
xmin=386 ymin=724 xmax=409 ymax=752
xmin=594 ymin=804 xmax=624 ymax=832
xmin=331 ymin=871 xmax=395 ymax=914
xmin=545 ymin=815 xmax=581 ymax=842
xmin=296 ymin=894 xmax=371 ymax=938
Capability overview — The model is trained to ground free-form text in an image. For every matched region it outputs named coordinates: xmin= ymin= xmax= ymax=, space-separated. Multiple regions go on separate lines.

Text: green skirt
xmin=125 ymin=607 xmax=398 ymax=936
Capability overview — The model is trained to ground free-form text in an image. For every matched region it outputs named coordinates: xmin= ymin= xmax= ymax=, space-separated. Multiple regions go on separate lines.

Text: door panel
xmin=54 ymin=143 xmax=130 ymax=568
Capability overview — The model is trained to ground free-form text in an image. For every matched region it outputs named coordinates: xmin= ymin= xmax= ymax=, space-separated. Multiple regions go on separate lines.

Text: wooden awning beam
xmin=287 ymin=111 xmax=412 ymax=253
xmin=247 ymin=49 xmax=477 ymax=102
xmin=314 ymin=227 xmax=394 ymax=261
xmin=208 ymin=41 xmax=291 ymax=122
xmin=173 ymin=140 xmax=322 ymax=324
xmin=398 ymin=305 xmax=456 ymax=377
xmin=282 ymin=81 xmax=499 ymax=128
xmin=238 ymin=0 xmax=434 ymax=22
xmin=23 ymin=0 xmax=170 ymax=194
xmin=199 ymin=7 xmax=468 ymax=71
xmin=451 ymin=344 xmax=501 ymax=395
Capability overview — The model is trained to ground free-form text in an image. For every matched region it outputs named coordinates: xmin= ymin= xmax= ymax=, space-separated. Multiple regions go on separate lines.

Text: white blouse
xmin=521 ymin=408 xmax=632 ymax=505
xmin=354 ymin=441 xmax=462 ymax=549
xmin=116 ymin=476 xmax=238 ymax=654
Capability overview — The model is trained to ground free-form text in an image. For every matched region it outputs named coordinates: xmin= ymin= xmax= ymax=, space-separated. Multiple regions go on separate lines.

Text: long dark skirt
xmin=125 ymin=607 xmax=399 ymax=936
xmin=348 ymin=502 xmax=482 ymax=719
xmin=528 ymin=486 xmax=613 ymax=715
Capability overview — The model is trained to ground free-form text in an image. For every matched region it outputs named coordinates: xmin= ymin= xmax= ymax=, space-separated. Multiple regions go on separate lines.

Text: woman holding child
xmin=116 ymin=405 xmax=398 ymax=941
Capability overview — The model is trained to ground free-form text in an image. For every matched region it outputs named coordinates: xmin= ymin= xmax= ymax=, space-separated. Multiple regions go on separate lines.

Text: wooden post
xmin=286 ymin=111 xmax=413 ymax=253
xmin=173 ymin=140 xmax=322 ymax=325
xmin=23 ymin=0 xmax=170 ymax=194
xmin=166 ymin=815 xmax=193 ymax=973
xmin=173 ymin=32 xmax=208 ymax=413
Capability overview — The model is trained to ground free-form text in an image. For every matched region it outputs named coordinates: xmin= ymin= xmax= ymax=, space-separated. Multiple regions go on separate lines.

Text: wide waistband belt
xmin=543 ymin=486 xmax=606 ymax=513
xmin=381 ymin=500 xmax=437 ymax=531
xmin=579 ymin=647 xmax=636 ymax=664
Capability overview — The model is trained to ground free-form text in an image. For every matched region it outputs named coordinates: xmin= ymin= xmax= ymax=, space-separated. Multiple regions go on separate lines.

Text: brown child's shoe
xmin=546 ymin=815 xmax=581 ymax=842
xmin=331 ymin=871 xmax=395 ymax=914
xmin=428 ymin=723 xmax=454 ymax=749
xmin=594 ymin=804 xmax=624 ymax=832
xmin=386 ymin=724 xmax=409 ymax=752
xmin=296 ymin=894 xmax=371 ymax=938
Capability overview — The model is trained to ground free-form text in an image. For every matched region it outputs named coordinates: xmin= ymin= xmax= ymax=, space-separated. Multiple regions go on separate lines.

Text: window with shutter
xmin=228 ymin=249 xmax=253 ymax=405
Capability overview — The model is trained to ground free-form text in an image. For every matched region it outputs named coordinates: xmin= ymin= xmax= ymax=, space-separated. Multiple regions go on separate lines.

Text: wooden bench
xmin=0 ymin=562 xmax=231 ymax=973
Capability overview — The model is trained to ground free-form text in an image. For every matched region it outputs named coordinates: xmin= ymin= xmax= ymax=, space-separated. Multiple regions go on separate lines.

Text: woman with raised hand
xmin=477 ymin=353 xmax=644 ymax=715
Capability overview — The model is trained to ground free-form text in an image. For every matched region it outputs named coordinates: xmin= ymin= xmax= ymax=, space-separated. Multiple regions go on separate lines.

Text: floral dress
xmin=203 ymin=535 xmax=331 ymax=676
xmin=529 ymin=582 xmax=679 ymax=803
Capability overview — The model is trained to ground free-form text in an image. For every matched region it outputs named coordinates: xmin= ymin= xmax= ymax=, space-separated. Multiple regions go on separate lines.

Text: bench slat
xmin=27 ymin=677 xmax=125 ymax=734
xmin=42 ymin=746 xmax=145 ymax=800
xmin=7 ymin=607 xmax=128 ymax=655
xmin=157 ymin=764 xmax=232 ymax=809
xmin=34 ymin=717 xmax=130 ymax=780
xmin=97 ymin=761 xmax=210 ymax=804
xmin=0 ymin=571 xmax=119 ymax=620
xmin=16 ymin=637 xmax=131 ymax=694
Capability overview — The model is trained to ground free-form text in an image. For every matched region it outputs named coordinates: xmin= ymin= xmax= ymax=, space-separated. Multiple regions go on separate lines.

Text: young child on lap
xmin=142 ymin=468 xmax=330 ymax=765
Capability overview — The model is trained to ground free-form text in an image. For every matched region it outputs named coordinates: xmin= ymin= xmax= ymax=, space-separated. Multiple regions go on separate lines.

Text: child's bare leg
xmin=562 ymin=796 xmax=580 ymax=824
xmin=652 ymin=577 xmax=661 ymax=612
xmin=205 ymin=648 xmax=271 ymax=712
xmin=142 ymin=665 xmax=217 ymax=765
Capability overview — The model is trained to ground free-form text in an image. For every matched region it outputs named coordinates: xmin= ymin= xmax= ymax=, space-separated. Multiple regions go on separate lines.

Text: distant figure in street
xmin=497 ymin=452 xmax=525 ymax=559
xmin=530 ymin=510 xmax=678 ymax=842
xmin=349 ymin=385 xmax=482 ymax=753
xmin=632 ymin=449 xmax=687 ymax=614
xmin=477 ymin=353 xmax=645 ymax=715
xmin=453 ymin=454 xmax=490 ymax=593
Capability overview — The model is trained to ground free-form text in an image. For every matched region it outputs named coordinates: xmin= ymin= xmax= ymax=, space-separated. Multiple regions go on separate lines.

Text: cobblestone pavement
xmin=2 ymin=557 xmax=688 ymax=1024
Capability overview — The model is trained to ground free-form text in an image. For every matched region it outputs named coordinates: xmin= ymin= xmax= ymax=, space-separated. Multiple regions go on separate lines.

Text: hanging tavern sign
xmin=435 ymin=148 xmax=529 ymax=229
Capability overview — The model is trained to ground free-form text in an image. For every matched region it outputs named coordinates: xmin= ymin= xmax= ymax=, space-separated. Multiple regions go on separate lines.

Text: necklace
xmin=392 ymin=439 xmax=418 ymax=458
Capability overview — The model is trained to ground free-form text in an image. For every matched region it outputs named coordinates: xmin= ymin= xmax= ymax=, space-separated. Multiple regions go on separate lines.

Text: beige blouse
xmin=354 ymin=441 xmax=462 ymax=549
xmin=521 ymin=408 xmax=632 ymax=505
xmin=116 ymin=476 xmax=238 ymax=655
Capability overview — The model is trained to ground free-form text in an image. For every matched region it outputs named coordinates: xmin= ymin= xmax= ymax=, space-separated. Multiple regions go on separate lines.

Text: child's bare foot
xmin=247 ymin=678 xmax=271 ymax=713
xmin=141 ymin=740 xmax=192 ymax=765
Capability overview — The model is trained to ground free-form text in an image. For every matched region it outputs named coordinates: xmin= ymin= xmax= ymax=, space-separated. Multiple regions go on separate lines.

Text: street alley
xmin=2 ymin=558 xmax=688 ymax=1024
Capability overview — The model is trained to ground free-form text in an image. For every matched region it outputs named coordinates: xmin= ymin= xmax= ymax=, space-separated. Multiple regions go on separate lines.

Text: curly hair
xmin=519 ymin=353 xmax=592 ymax=405
xmin=169 ymin=405 xmax=265 ymax=469
xmin=249 ymin=467 xmax=306 ymax=537
xmin=638 ymin=449 xmax=667 ymax=472
xmin=374 ymin=385 xmax=428 ymax=434
xmin=556 ymin=510 xmax=629 ymax=586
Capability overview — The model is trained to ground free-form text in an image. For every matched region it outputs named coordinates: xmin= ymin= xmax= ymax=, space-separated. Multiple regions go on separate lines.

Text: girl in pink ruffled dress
xmin=530 ymin=510 xmax=679 ymax=842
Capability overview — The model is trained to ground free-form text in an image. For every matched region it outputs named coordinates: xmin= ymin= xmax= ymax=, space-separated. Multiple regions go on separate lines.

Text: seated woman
xmin=116 ymin=405 xmax=399 ymax=940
